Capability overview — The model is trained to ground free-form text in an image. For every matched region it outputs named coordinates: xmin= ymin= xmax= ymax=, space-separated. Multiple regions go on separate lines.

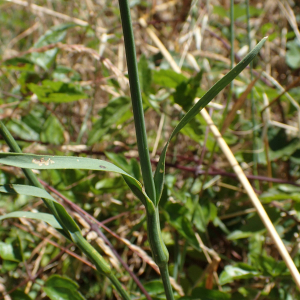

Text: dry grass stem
xmin=200 ymin=107 xmax=300 ymax=289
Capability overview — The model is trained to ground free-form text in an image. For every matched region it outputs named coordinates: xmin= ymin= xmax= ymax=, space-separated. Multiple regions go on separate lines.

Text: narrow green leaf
xmin=0 ymin=153 xmax=154 ymax=211
xmin=0 ymin=152 xmax=138 ymax=181
xmin=0 ymin=184 xmax=57 ymax=202
xmin=0 ymin=211 xmax=62 ymax=229
xmin=154 ymin=37 xmax=267 ymax=204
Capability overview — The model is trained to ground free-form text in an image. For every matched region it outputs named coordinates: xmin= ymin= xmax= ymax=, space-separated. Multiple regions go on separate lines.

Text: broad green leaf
xmin=35 ymin=24 xmax=79 ymax=48
xmin=43 ymin=275 xmax=86 ymax=300
xmin=265 ymin=128 xmax=300 ymax=161
xmin=2 ymin=260 xmax=19 ymax=271
xmin=97 ymin=96 xmax=131 ymax=127
xmin=154 ymin=37 xmax=267 ymax=205
xmin=219 ymin=264 xmax=261 ymax=285
xmin=291 ymin=149 xmax=300 ymax=164
xmin=164 ymin=203 xmax=199 ymax=248
xmin=31 ymin=23 xmax=79 ymax=70
xmin=138 ymin=54 xmax=152 ymax=95
xmin=7 ymin=119 xmax=40 ymax=141
xmin=191 ymin=287 xmax=230 ymax=300
xmin=105 ymin=151 xmax=132 ymax=174
xmin=88 ymin=96 xmax=132 ymax=145
xmin=180 ymin=115 xmax=204 ymax=143
xmin=260 ymin=189 xmax=300 ymax=203
xmin=238 ymin=207 xmax=280 ymax=233
xmin=0 ymin=153 xmax=154 ymax=211
xmin=213 ymin=4 xmax=263 ymax=21
xmin=0 ymin=211 xmax=61 ymax=229
xmin=237 ymin=287 xmax=261 ymax=298
xmin=173 ymin=71 xmax=203 ymax=111
xmin=286 ymin=38 xmax=300 ymax=69
xmin=0 ymin=236 xmax=23 ymax=262
xmin=2 ymin=57 xmax=34 ymax=71
xmin=212 ymin=6 xmax=228 ymax=18
xmin=269 ymin=138 xmax=300 ymax=161
xmin=40 ymin=114 xmax=65 ymax=144
xmin=144 ymin=280 xmax=165 ymax=295
xmin=28 ymin=80 xmax=87 ymax=103
xmin=105 ymin=152 xmax=142 ymax=181
xmin=10 ymin=290 xmax=33 ymax=300
xmin=278 ymin=184 xmax=300 ymax=193
xmin=95 ymin=177 xmax=125 ymax=191
xmin=227 ymin=230 xmax=254 ymax=240
xmin=233 ymin=3 xmax=263 ymax=20
xmin=152 ymin=69 xmax=187 ymax=88
xmin=45 ymin=274 xmax=79 ymax=290
xmin=250 ymin=253 xmax=288 ymax=277
xmin=22 ymin=110 xmax=45 ymax=135
xmin=249 ymin=233 xmax=264 ymax=256
xmin=188 ymin=265 xmax=203 ymax=284
xmin=130 ymin=157 xmax=142 ymax=182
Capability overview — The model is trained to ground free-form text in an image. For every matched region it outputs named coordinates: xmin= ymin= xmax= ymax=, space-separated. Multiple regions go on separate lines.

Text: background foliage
xmin=0 ymin=0 xmax=300 ymax=299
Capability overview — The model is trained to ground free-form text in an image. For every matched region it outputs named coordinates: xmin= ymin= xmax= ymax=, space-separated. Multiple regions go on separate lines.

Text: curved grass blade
xmin=0 ymin=211 xmax=62 ymax=229
xmin=153 ymin=37 xmax=267 ymax=204
xmin=0 ymin=184 xmax=57 ymax=201
xmin=0 ymin=184 xmax=62 ymax=228
xmin=0 ymin=153 xmax=154 ymax=212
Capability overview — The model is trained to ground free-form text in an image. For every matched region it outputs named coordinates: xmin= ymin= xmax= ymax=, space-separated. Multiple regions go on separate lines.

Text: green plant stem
xmin=118 ymin=2 xmax=174 ymax=298
xmin=108 ymin=273 xmax=131 ymax=299
xmin=160 ymin=264 xmax=174 ymax=300
xmin=118 ymin=0 xmax=156 ymax=204
xmin=146 ymin=208 xmax=174 ymax=300
xmin=173 ymin=232 xmax=180 ymax=281
xmin=0 ymin=121 xmax=131 ymax=300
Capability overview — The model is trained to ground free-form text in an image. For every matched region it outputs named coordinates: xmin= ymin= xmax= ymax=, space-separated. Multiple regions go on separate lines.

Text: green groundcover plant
xmin=0 ymin=1 xmax=270 ymax=299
